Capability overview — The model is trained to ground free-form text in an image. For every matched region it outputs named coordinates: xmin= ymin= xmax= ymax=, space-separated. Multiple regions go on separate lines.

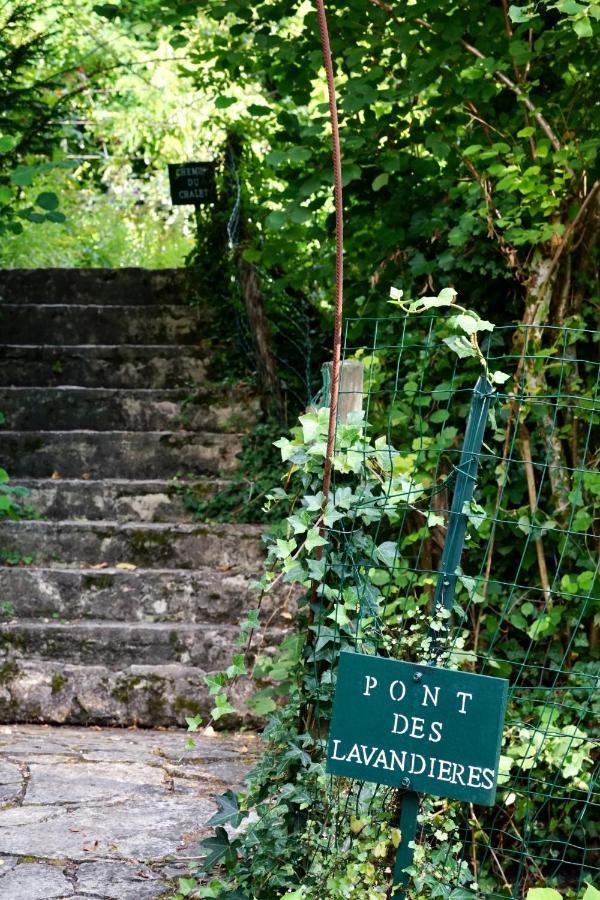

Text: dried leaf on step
xmin=216 ymin=564 xmax=232 ymax=572
xmin=85 ymin=562 xmax=108 ymax=570
xmin=51 ymin=471 xmax=61 ymax=480
xmin=116 ymin=563 xmax=137 ymax=571
xmin=82 ymin=840 xmax=99 ymax=852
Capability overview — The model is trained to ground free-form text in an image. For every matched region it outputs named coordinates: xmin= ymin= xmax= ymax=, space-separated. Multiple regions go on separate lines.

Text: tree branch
xmin=366 ymin=1 xmax=572 ymax=169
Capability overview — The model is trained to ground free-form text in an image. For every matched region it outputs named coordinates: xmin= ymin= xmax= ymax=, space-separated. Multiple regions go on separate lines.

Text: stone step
xmin=0 ymin=430 xmax=241 ymax=478
xmin=0 ymin=520 xmax=264 ymax=569
xmin=0 ymin=659 xmax=259 ymax=726
xmin=0 ymin=565 xmax=290 ymax=624
xmin=10 ymin=477 xmax=227 ymax=522
xmin=0 ymin=304 xmax=209 ymax=345
xmin=0 ymin=385 xmax=258 ymax=432
xmin=0 ymin=620 xmax=281 ymax=669
xmin=0 ymin=266 xmax=199 ymax=306
xmin=0 ymin=344 xmax=209 ymax=388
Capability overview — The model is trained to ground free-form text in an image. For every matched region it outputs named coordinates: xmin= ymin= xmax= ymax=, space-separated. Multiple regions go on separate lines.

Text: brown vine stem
xmin=519 ymin=425 xmax=552 ymax=605
xmin=316 ymin=0 xmax=344 ymax=504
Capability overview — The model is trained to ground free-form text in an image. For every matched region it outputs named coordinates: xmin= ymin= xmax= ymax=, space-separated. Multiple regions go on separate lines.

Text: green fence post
xmin=393 ymin=788 xmax=419 ymax=893
xmin=431 ymin=374 xmax=495 ymax=619
xmin=392 ymin=375 xmax=495 ymax=892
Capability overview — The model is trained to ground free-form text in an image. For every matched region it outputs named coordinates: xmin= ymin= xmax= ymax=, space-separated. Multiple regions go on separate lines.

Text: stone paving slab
xmin=0 ymin=724 xmax=256 ymax=899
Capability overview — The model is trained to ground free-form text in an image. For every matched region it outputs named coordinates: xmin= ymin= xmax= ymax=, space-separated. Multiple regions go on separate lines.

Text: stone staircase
xmin=0 ymin=268 xmax=273 ymax=727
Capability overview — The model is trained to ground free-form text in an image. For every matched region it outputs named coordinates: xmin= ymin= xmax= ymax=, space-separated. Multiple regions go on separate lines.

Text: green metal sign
xmin=327 ymin=651 xmax=508 ymax=806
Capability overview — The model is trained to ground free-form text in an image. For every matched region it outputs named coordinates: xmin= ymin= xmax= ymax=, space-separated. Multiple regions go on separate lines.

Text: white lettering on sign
xmin=363 ymin=675 xmax=377 ymax=696
xmin=178 ymin=189 xmax=211 ymax=200
xmin=392 ymin=713 xmax=443 ymax=742
xmin=175 ymin=166 xmax=211 ymax=178
xmin=389 ymin=679 xmax=406 ymax=702
xmin=330 ymin=739 xmax=497 ymax=789
xmin=422 ymin=684 xmax=440 ymax=707
xmin=456 ymin=691 xmax=473 ymax=714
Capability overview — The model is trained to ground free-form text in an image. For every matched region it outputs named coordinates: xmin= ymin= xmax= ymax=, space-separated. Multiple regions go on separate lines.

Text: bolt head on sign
xmin=168 ymin=162 xmax=217 ymax=206
xmin=327 ymin=651 xmax=508 ymax=806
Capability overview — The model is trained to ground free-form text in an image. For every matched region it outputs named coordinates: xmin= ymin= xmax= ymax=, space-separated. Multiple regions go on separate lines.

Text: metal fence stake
xmin=393 ymin=789 xmax=419 ymax=893
xmin=431 ymin=375 xmax=495 ymax=619
xmin=393 ymin=375 xmax=494 ymax=890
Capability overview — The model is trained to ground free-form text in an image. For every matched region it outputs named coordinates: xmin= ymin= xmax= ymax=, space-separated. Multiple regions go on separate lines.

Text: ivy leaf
xmin=376 ymin=540 xmax=398 ymax=568
xmin=185 ymin=714 xmax=203 ymax=732
xmin=212 ymin=693 xmax=236 ymax=720
xmin=226 ymin=654 xmax=246 ymax=678
xmin=450 ymin=313 xmax=494 ymax=335
xmin=583 ymin=886 xmax=600 ymax=900
xmin=198 ymin=826 xmax=234 ymax=870
xmin=406 ymin=287 xmax=457 ymax=312
xmin=307 ymin=557 xmax=326 ymax=580
xmin=206 ymin=789 xmax=243 ymax=828
xmin=491 ymin=369 xmax=511 ymax=384
xmin=177 ymin=877 xmax=197 ymax=897
xmin=525 ymin=890 xmax=563 ymax=900
xmin=304 ymin=527 xmax=328 ymax=552
xmin=442 ymin=335 xmax=478 ymax=359
xmin=247 ymin=691 xmax=277 ymax=715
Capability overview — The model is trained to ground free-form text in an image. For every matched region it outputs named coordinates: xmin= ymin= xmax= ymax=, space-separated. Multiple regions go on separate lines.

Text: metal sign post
xmin=393 ymin=375 xmax=496 ymax=893
xmin=326 ymin=375 xmax=500 ymax=896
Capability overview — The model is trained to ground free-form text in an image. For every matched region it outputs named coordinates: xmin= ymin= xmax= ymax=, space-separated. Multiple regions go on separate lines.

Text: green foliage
xmin=156 ymin=0 xmax=600 ymax=341
xmin=0 ymin=467 xmax=33 ymax=521
xmin=177 ymin=421 xmax=285 ymax=524
xmin=188 ymin=297 xmax=597 ymax=898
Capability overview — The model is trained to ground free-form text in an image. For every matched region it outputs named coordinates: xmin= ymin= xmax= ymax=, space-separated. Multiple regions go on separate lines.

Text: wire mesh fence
xmin=314 ymin=312 xmax=598 ymax=897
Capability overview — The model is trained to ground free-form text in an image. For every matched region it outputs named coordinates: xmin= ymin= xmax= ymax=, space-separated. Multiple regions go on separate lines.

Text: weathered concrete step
xmin=0 ymin=344 xmax=208 ymax=388
xmin=0 ymin=266 xmax=199 ymax=305
xmin=0 ymin=304 xmax=209 ymax=345
xmin=0 ymin=430 xmax=241 ymax=478
xmin=0 ymin=385 xmax=258 ymax=431
xmin=0 ymin=565 xmax=290 ymax=624
xmin=10 ymin=477 xmax=227 ymax=521
xmin=0 ymin=520 xmax=264 ymax=568
xmin=0 ymin=660 xmax=255 ymax=726
xmin=0 ymin=620 xmax=282 ymax=668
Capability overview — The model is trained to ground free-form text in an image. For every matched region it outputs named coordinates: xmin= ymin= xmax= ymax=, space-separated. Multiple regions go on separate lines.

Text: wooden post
xmin=324 ymin=359 xmax=364 ymax=423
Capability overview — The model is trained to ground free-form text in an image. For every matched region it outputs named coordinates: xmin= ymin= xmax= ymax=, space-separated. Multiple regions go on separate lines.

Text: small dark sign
xmin=168 ymin=162 xmax=217 ymax=205
xmin=327 ymin=652 xmax=508 ymax=806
